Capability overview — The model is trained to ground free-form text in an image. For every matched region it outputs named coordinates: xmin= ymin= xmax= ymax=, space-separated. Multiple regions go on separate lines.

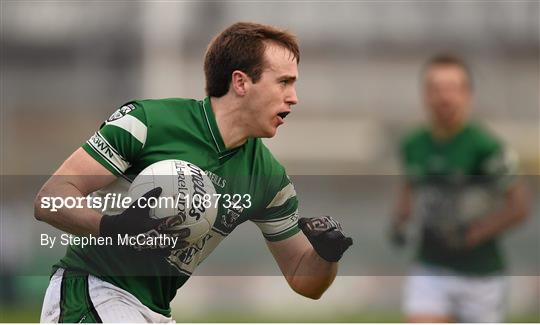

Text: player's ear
xmin=231 ymin=70 xmax=249 ymax=96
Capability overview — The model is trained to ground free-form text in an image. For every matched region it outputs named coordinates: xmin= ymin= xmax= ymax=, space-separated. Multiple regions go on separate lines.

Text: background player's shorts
xmin=403 ymin=264 xmax=507 ymax=322
xmin=40 ymin=268 xmax=174 ymax=323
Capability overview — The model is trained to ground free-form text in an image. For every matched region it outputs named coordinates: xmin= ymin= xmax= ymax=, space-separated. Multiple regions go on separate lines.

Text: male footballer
xmin=391 ymin=55 xmax=529 ymax=322
xmin=35 ymin=22 xmax=352 ymax=322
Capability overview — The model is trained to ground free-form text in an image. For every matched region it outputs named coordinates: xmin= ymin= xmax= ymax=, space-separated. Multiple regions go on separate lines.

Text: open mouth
xmin=277 ymin=112 xmax=290 ymax=119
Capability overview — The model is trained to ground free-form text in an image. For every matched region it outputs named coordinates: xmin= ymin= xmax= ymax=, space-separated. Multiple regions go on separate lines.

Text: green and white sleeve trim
xmin=254 ymin=210 xmax=300 ymax=242
xmin=85 ymin=132 xmax=131 ymax=175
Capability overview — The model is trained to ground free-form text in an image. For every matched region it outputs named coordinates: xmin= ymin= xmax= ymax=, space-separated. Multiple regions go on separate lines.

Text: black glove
xmin=298 ymin=216 xmax=353 ymax=263
xmin=99 ymin=187 xmax=189 ymax=250
xmin=389 ymin=224 xmax=407 ymax=248
xmin=422 ymin=222 xmax=470 ymax=252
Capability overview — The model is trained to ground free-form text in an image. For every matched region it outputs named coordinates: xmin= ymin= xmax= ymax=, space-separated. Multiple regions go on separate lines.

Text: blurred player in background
xmin=35 ymin=22 xmax=352 ymax=322
xmin=391 ymin=55 xmax=529 ymax=322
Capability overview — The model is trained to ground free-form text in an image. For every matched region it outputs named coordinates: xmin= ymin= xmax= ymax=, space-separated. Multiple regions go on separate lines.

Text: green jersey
xmin=400 ymin=123 xmax=517 ymax=275
xmin=54 ymin=97 xmax=300 ymax=316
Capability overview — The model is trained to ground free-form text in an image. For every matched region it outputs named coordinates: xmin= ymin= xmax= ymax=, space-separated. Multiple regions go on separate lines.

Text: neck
xmin=431 ymin=120 xmax=466 ymax=141
xmin=210 ymin=96 xmax=251 ymax=149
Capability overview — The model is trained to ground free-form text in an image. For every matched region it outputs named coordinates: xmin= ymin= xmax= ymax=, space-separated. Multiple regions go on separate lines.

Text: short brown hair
xmin=204 ymin=22 xmax=300 ymax=97
xmin=423 ymin=54 xmax=473 ymax=89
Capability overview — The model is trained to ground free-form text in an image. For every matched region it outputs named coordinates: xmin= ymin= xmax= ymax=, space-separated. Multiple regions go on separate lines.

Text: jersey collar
xmin=430 ymin=122 xmax=472 ymax=146
xmin=202 ymin=96 xmax=226 ymax=153
xmin=202 ymin=97 xmax=240 ymax=159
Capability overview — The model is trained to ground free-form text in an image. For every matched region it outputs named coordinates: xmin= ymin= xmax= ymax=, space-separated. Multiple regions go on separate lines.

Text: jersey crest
xmin=107 ymin=104 xmax=136 ymax=122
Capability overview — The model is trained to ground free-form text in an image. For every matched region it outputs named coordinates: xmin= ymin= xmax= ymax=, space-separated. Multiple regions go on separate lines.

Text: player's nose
xmin=286 ymin=87 xmax=298 ymax=105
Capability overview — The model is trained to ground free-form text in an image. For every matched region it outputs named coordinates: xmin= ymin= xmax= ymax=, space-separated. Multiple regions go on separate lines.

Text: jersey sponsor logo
xmin=89 ymin=133 xmax=115 ymax=160
xmin=87 ymin=132 xmax=130 ymax=174
xmin=205 ymin=170 xmax=226 ymax=188
xmin=106 ymin=104 xmax=135 ymax=122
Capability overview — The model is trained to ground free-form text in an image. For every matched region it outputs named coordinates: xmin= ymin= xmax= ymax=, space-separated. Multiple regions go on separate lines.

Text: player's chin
xmin=259 ymin=125 xmax=279 ymax=138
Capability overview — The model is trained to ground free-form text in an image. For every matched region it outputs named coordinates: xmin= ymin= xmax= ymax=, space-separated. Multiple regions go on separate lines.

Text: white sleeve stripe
xmin=87 ymin=132 xmax=131 ymax=172
xmin=106 ymin=114 xmax=147 ymax=145
xmin=255 ymin=210 xmax=299 ymax=236
xmin=264 ymin=223 xmax=298 ymax=237
xmin=251 ymin=214 xmax=294 ymax=223
xmin=266 ymin=183 xmax=296 ymax=208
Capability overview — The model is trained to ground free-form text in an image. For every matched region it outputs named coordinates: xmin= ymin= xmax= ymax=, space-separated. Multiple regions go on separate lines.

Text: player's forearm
xmin=393 ymin=182 xmax=413 ymax=228
xmin=287 ymin=248 xmax=338 ymax=299
xmin=34 ymin=181 xmax=102 ymax=236
xmin=468 ymin=209 xmax=524 ymax=247
xmin=467 ymin=183 xmax=529 ymax=247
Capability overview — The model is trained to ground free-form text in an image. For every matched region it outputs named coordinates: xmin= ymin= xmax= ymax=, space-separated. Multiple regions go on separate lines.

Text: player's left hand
xmin=299 ymin=216 xmax=353 ymax=263
xmin=389 ymin=222 xmax=407 ymax=248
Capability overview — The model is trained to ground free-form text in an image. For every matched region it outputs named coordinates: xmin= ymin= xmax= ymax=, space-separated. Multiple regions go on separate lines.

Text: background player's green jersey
xmin=400 ymin=123 xmax=517 ymax=275
xmin=54 ymin=97 xmax=300 ymax=316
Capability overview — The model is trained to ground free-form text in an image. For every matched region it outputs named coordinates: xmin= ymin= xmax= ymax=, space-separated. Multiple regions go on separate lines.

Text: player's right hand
xmin=99 ymin=187 xmax=189 ymax=250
